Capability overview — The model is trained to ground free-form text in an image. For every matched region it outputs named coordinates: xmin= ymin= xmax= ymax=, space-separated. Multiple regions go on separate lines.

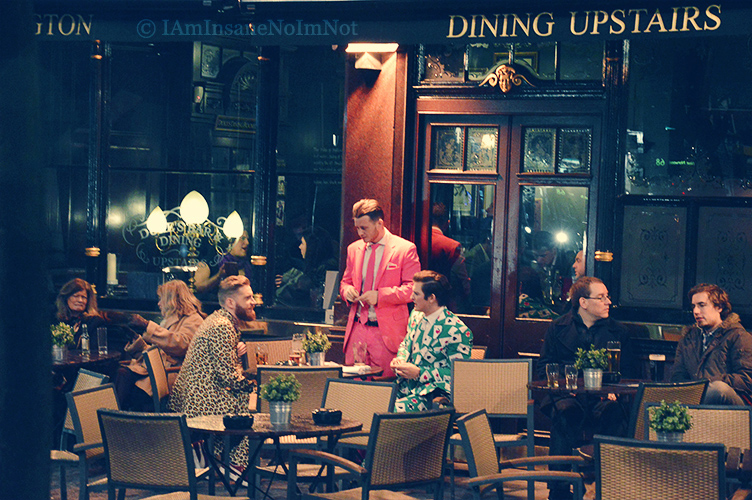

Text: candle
xmin=107 ymin=253 xmax=118 ymax=285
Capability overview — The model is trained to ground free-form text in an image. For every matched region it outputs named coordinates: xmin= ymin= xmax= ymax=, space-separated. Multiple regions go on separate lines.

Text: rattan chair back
xmin=644 ymin=404 xmax=752 ymax=448
xmin=257 ymin=366 xmax=342 ymax=414
xmin=470 ymin=345 xmax=488 ymax=359
xmin=62 ymin=368 xmax=109 ymax=435
xmin=321 ymin=378 xmax=397 ymax=449
xmin=247 ymin=339 xmax=294 ymax=368
xmin=629 ymin=380 xmax=708 ymax=440
xmin=456 ymin=409 xmax=500 ymax=479
xmin=66 ymin=384 xmax=119 ymax=459
xmin=451 ymin=358 xmax=531 ymax=416
xmin=97 ymin=409 xmax=198 ymax=497
xmin=143 ymin=345 xmax=170 ymax=412
xmin=595 ymin=435 xmax=725 ymax=500
xmin=365 ymin=409 xmax=454 ymax=492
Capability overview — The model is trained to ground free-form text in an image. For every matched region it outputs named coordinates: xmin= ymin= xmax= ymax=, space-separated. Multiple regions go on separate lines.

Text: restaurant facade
xmin=4 ymin=0 xmax=752 ymax=495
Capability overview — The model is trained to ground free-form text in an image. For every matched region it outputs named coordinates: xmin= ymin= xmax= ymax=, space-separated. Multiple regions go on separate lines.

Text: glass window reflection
xmin=517 ymin=186 xmax=588 ymax=319
xmin=429 ymin=183 xmax=495 ymax=316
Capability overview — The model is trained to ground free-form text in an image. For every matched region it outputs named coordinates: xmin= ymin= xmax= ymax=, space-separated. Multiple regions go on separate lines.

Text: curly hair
xmin=689 ymin=283 xmax=732 ymax=320
xmin=157 ymin=280 xmax=203 ymax=318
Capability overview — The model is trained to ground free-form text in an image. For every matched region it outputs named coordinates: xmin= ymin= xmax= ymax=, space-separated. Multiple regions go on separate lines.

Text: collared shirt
xmin=420 ymin=306 xmax=446 ymax=337
xmin=702 ymin=326 xmax=719 ymax=352
xmin=361 ymin=239 xmax=385 ymax=321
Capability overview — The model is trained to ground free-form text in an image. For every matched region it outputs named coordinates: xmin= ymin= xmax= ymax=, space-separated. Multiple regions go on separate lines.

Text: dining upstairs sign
xmin=446 ymin=5 xmax=722 ymax=41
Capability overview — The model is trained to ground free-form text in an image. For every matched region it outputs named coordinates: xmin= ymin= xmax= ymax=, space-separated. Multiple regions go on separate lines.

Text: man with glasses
xmin=537 ymin=276 xmax=634 ymax=500
xmin=671 ymin=283 xmax=752 ymax=405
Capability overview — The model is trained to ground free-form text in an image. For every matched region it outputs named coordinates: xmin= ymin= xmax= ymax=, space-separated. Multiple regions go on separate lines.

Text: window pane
xmin=625 ymin=36 xmax=752 ymax=197
xmin=517 ymin=186 xmax=588 ymax=319
xmin=430 ymin=183 xmax=495 ymax=316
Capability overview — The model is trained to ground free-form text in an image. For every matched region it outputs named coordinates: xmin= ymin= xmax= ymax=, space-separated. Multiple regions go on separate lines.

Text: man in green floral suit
xmin=391 ymin=270 xmax=473 ymax=412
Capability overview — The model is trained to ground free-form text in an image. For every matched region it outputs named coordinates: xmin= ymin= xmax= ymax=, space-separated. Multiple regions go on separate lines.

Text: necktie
xmin=360 ymin=243 xmax=377 ymax=324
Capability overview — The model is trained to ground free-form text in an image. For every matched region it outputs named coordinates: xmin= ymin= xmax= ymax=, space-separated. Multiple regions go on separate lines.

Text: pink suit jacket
xmin=340 ymin=228 xmax=422 ymax=354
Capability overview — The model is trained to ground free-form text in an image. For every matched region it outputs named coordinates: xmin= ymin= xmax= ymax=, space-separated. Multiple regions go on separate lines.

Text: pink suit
xmin=340 ymin=228 xmax=421 ymax=374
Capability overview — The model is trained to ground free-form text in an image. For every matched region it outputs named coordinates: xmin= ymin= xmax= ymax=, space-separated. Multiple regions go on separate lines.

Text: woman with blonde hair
xmin=115 ymin=280 xmax=205 ymax=410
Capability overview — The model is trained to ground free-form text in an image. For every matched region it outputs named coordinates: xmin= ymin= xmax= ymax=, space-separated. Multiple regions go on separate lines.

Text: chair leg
xmin=78 ymin=459 xmax=88 ymax=500
xmin=59 ymin=464 xmax=68 ymax=500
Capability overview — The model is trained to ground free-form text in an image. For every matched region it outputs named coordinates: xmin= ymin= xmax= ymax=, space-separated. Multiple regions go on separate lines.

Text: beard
xmin=235 ymin=304 xmax=256 ymax=322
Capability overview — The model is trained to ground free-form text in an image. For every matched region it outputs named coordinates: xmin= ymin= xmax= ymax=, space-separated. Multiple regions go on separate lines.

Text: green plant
xmin=301 ymin=331 xmax=331 ymax=353
xmin=574 ymin=344 xmax=608 ymax=370
xmin=51 ymin=322 xmax=74 ymax=347
xmin=649 ymin=400 xmax=693 ymax=433
xmin=259 ymin=374 xmax=301 ymax=402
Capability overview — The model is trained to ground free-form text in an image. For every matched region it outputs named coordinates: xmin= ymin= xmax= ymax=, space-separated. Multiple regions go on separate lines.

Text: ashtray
xmin=602 ymin=371 xmax=621 ymax=384
xmin=312 ymin=408 xmax=342 ymax=425
xmin=223 ymin=414 xmax=255 ymax=429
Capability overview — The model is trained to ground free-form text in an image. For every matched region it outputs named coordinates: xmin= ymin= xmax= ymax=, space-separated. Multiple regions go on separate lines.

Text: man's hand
xmin=390 ymin=358 xmax=419 ymax=379
xmin=237 ymin=342 xmax=247 ymax=357
xmin=342 ymin=285 xmax=359 ymax=303
xmin=358 ymin=290 xmax=379 ymax=306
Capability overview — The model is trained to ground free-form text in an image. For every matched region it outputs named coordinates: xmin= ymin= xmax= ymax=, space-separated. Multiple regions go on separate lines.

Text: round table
xmin=528 ymin=379 xmax=643 ymax=397
xmin=188 ymin=413 xmax=362 ymax=498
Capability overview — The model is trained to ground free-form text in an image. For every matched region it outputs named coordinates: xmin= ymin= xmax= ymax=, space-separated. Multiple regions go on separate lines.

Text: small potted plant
xmin=302 ymin=331 xmax=331 ymax=366
xmin=259 ymin=374 xmax=301 ymax=425
xmin=574 ymin=344 xmax=608 ymax=389
xmin=51 ymin=322 xmax=74 ymax=361
xmin=649 ymin=400 xmax=693 ymax=442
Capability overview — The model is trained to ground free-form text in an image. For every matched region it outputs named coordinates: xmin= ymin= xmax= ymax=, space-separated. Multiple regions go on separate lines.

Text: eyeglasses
xmin=584 ymin=295 xmax=611 ymax=303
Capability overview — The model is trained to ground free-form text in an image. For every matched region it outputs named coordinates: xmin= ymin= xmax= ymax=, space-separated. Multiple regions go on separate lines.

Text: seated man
xmin=671 ymin=283 xmax=752 ymax=405
xmin=537 ymin=276 xmax=634 ymax=500
xmin=390 ymin=270 xmax=473 ymax=412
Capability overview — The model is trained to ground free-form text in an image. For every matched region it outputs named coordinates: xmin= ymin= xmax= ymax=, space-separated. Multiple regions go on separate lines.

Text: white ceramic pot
xmin=52 ymin=344 xmax=67 ymax=362
xmin=656 ymin=431 xmax=684 ymax=443
xmin=583 ymin=368 xmax=603 ymax=390
xmin=309 ymin=352 xmax=325 ymax=366
xmin=269 ymin=401 xmax=292 ymax=425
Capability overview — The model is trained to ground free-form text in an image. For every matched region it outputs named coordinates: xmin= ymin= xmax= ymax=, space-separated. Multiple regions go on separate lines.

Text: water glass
xmin=545 ymin=363 xmax=560 ymax=388
xmin=96 ymin=327 xmax=108 ymax=355
xmin=256 ymin=344 xmax=268 ymax=365
xmin=564 ymin=364 xmax=578 ymax=390
xmin=607 ymin=341 xmax=621 ymax=372
xmin=291 ymin=333 xmax=305 ymax=364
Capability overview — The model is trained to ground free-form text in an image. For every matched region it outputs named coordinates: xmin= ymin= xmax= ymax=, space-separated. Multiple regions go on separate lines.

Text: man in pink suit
xmin=340 ymin=199 xmax=422 ymax=377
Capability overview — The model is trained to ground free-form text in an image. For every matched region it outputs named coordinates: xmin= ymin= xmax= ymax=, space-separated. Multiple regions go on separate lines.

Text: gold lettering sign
xmin=215 ymin=115 xmax=256 ymax=134
xmin=448 ymin=4 xmax=721 ymax=39
xmin=35 ymin=14 xmax=93 ymax=36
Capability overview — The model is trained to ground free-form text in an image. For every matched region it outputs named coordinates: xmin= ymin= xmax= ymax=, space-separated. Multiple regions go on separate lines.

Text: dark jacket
xmin=670 ymin=313 xmax=752 ymax=397
xmin=536 ymin=310 xmax=635 ymax=380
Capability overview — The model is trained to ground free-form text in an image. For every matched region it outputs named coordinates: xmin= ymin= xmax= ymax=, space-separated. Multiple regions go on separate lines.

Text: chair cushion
xmin=450 ymin=431 xmax=526 ymax=445
xmin=50 ymin=450 xmax=79 ymax=464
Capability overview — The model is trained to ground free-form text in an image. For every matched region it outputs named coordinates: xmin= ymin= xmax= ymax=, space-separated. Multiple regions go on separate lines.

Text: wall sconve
xmin=345 ymin=43 xmax=398 ymax=70
xmin=145 ymin=190 xmax=244 ymax=259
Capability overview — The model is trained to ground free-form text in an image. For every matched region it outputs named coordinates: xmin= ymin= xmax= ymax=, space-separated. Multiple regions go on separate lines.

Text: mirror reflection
xmin=517 ymin=186 xmax=588 ymax=319
xmin=429 ymin=183 xmax=495 ymax=316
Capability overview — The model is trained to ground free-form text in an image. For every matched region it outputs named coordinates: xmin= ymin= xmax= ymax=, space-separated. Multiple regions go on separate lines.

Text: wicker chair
xmin=628 ymin=380 xmax=708 ymax=441
xmin=471 ymin=345 xmax=488 ymax=359
xmin=97 ymin=409 xmax=239 ymax=500
xmin=246 ymin=338 xmax=295 ymax=371
xmin=65 ymin=384 xmax=119 ymax=500
xmin=594 ymin=435 xmax=726 ymax=500
xmin=60 ymin=368 xmax=109 ymax=449
xmin=456 ymin=409 xmax=585 ymax=500
xmin=51 ymin=449 xmax=79 ymax=500
xmin=142 ymin=345 xmax=170 ymax=412
xmin=288 ymin=409 xmax=455 ymax=500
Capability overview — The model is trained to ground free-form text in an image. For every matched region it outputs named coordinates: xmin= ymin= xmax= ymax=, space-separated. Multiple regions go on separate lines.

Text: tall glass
xmin=256 ymin=344 xmax=268 ymax=366
xmin=96 ymin=327 xmax=108 ymax=355
xmin=607 ymin=341 xmax=621 ymax=372
xmin=291 ymin=333 xmax=305 ymax=365
xmin=545 ymin=363 xmax=560 ymax=388
xmin=564 ymin=365 xmax=578 ymax=390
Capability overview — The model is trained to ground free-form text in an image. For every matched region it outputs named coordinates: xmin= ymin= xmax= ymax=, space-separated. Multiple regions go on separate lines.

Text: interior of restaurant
xmin=6 ymin=0 xmax=752 ymax=498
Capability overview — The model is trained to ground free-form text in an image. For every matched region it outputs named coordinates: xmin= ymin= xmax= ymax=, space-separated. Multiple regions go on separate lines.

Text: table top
xmin=187 ymin=413 xmax=362 ymax=438
xmin=529 ymin=379 xmax=645 ymax=397
xmin=52 ymin=349 xmax=122 ymax=369
xmin=251 ymin=364 xmax=383 ymax=379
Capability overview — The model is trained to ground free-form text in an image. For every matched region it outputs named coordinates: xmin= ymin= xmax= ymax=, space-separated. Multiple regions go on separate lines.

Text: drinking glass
xmin=291 ymin=333 xmax=305 ymax=364
xmin=96 ymin=327 xmax=108 ymax=355
xmin=256 ymin=344 xmax=268 ymax=365
xmin=545 ymin=363 xmax=560 ymax=388
xmin=564 ymin=364 xmax=578 ymax=390
xmin=607 ymin=341 xmax=621 ymax=372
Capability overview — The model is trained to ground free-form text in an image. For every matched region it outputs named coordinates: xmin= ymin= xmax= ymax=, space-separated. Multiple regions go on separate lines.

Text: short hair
xmin=431 ymin=202 xmax=449 ymax=225
xmin=413 ymin=270 xmax=451 ymax=307
xmin=218 ymin=275 xmax=251 ymax=304
xmin=352 ymin=199 xmax=384 ymax=221
xmin=568 ymin=276 xmax=603 ymax=312
xmin=56 ymin=278 xmax=99 ymax=321
xmin=689 ymin=283 xmax=732 ymax=320
xmin=157 ymin=279 xmax=203 ymax=318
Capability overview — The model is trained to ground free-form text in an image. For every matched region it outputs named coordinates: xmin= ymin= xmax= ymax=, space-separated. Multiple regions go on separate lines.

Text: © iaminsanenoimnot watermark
xmin=136 ymin=19 xmax=358 ymax=39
